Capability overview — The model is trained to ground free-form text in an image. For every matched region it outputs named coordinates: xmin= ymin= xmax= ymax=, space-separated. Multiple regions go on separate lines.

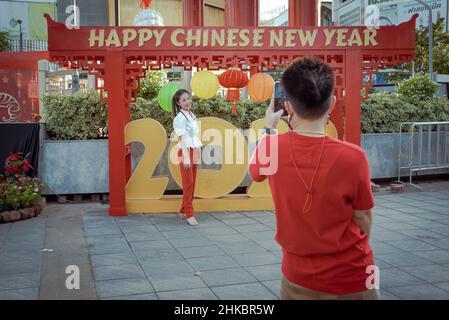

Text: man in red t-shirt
xmin=249 ymin=58 xmax=379 ymax=300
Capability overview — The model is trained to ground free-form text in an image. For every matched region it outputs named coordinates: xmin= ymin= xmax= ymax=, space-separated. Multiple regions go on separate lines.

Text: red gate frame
xmin=44 ymin=14 xmax=417 ymax=216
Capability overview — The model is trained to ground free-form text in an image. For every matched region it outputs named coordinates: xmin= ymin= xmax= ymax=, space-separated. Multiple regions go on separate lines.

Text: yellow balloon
xmin=190 ymin=71 xmax=219 ymax=99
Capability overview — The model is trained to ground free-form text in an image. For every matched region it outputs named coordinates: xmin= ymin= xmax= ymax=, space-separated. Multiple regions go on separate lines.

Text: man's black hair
xmin=280 ymin=57 xmax=335 ymax=120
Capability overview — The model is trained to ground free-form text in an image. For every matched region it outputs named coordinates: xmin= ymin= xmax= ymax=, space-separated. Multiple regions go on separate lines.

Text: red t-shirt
xmin=249 ymin=131 xmax=375 ymax=295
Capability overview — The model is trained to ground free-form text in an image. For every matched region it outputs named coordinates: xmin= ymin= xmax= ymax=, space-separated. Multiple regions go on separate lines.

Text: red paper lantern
xmin=219 ymin=68 xmax=249 ymax=113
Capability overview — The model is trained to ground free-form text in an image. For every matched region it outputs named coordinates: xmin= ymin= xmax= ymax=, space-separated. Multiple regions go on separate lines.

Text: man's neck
xmin=291 ymin=116 xmax=326 ymax=137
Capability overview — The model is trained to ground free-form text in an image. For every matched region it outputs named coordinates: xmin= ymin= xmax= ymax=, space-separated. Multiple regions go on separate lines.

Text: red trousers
xmin=178 ymin=148 xmax=199 ymax=218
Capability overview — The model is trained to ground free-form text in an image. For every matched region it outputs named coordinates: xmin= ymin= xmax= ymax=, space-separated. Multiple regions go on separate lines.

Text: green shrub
xmin=43 ymin=91 xmax=108 ymax=140
xmin=396 ymin=74 xmax=440 ymax=101
xmin=361 ymin=92 xmax=449 ymax=133
xmin=138 ymin=71 xmax=165 ymax=100
xmin=0 ymin=31 xmax=9 ymax=52
xmin=130 ymin=95 xmax=268 ymax=135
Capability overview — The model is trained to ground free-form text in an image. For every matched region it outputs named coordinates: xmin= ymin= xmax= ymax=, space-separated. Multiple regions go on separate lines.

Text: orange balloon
xmin=248 ymin=73 xmax=275 ymax=103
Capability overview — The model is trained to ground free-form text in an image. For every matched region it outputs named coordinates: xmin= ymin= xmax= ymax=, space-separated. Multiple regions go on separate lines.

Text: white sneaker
xmin=186 ymin=217 xmax=199 ymax=226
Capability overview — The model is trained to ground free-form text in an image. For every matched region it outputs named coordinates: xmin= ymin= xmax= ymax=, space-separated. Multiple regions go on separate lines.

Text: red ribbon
xmin=140 ymin=0 xmax=152 ymax=9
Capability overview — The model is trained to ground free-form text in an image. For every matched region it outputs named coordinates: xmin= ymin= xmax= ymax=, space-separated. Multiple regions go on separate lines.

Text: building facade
xmin=333 ymin=0 xmax=449 ymax=30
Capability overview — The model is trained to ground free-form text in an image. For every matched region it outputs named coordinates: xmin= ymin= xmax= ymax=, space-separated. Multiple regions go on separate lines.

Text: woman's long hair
xmin=172 ymin=89 xmax=191 ymax=118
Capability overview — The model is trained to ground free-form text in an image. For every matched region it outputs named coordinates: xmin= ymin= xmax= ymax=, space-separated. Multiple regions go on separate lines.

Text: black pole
xmin=114 ymin=0 xmax=119 ymax=26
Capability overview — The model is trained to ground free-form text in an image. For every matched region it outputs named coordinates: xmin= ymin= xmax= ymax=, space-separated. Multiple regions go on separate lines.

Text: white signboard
xmin=365 ymin=0 xmax=448 ymax=28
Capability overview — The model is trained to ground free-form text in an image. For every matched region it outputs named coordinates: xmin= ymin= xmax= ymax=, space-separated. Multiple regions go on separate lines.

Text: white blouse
xmin=173 ymin=110 xmax=203 ymax=149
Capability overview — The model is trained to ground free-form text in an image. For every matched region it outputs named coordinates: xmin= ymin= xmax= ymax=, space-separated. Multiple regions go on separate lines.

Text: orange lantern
xmin=248 ymin=73 xmax=275 ymax=102
xmin=219 ymin=68 xmax=249 ymax=113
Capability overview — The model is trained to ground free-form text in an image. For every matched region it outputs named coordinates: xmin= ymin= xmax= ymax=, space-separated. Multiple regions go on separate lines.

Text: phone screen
xmin=274 ymin=82 xmax=288 ymax=116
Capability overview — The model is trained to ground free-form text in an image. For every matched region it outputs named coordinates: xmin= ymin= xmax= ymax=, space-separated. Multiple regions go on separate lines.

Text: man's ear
xmin=285 ymin=100 xmax=294 ymax=116
xmin=328 ymin=95 xmax=337 ymax=115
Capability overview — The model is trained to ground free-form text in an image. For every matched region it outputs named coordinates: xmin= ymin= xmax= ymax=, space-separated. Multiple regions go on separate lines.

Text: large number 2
xmin=125 ymin=118 xmax=169 ymax=199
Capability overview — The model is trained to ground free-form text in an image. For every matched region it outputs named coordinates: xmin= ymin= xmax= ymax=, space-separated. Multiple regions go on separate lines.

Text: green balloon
xmin=157 ymin=82 xmax=183 ymax=113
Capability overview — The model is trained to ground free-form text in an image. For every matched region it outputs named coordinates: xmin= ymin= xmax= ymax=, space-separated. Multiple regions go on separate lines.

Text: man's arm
xmin=352 ymin=209 xmax=372 ymax=238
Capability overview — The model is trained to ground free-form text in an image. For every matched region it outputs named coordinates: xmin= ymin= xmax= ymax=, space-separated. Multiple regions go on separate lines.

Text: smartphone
xmin=274 ymin=82 xmax=288 ymax=116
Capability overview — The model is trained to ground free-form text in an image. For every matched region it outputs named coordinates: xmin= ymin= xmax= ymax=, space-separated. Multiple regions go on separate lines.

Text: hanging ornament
xmin=219 ymin=68 xmax=249 ymax=113
xmin=247 ymin=73 xmax=275 ymax=103
xmin=157 ymin=82 xmax=182 ymax=113
xmin=133 ymin=0 xmax=164 ymax=26
xmin=190 ymin=71 xmax=219 ymax=99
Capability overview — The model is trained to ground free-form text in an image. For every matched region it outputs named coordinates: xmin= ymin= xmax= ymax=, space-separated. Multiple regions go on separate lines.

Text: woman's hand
xmin=266 ymin=94 xmax=284 ymax=129
xmin=183 ymin=163 xmax=191 ymax=170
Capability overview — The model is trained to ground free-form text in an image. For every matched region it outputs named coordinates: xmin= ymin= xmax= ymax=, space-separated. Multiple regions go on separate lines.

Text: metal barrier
xmin=398 ymin=121 xmax=449 ymax=189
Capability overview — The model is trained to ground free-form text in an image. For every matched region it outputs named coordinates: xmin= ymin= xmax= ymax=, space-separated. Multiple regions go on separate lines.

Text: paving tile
xmin=86 ymin=234 xmax=128 ymax=245
xmin=84 ymin=227 xmax=122 ymax=237
xmin=134 ymin=247 xmax=183 ymax=260
xmin=378 ymin=268 xmax=427 ymax=289
xmin=230 ymin=223 xmax=273 ymax=233
xmin=102 ymin=293 xmax=159 ymax=300
xmin=200 ymin=267 xmax=258 ymax=286
xmin=197 ymin=227 xmax=239 ymax=237
xmin=434 ymin=282 xmax=449 ymax=293
xmin=379 ymin=290 xmax=401 ymax=300
xmin=400 ymin=265 xmax=449 ymax=283
xmin=396 ymin=228 xmax=444 ymax=240
xmin=88 ymin=241 xmax=132 ymax=255
xmin=124 ymin=231 xmax=165 ymax=242
xmin=218 ymin=241 xmax=268 ymax=255
xmin=0 ymin=261 xmax=42 ymax=275
xmin=168 ymin=236 xmax=211 ymax=248
xmin=161 ymin=229 xmax=203 ymax=240
xmin=90 ymin=252 xmax=138 ymax=268
xmin=93 ymin=264 xmax=145 ymax=281
xmin=244 ymin=264 xmax=282 ymax=281
xmin=211 ymin=212 xmax=248 ymax=220
xmin=130 ymin=239 xmax=173 ymax=252
xmin=187 ymin=255 xmax=240 ymax=271
xmin=420 ymin=237 xmax=449 ymax=250
xmin=141 ymin=259 xmax=194 ymax=278
xmin=371 ymin=229 xmax=412 ymax=242
xmin=388 ymin=239 xmax=440 ymax=251
xmin=0 ymin=273 xmax=40 ymax=290
xmin=0 ymin=287 xmax=38 ymax=300
xmin=244 ymin=231 xmax=276 ymax=242
xmin=230 ymin=252 xmax=281 ymax=267
xmin=150 ymin=273 xmax=207 ymax=292
xmin=387 ymin=284 xmax=449 ymax=300
xmin=177 ymin=245 xmax=225 ymax=259
xmin=261 ymin=280 xmax=281 ymax=298
xmin=376 ymin=252 xmax=434 ymax=267
xmin=211 ymin=282 xmax=278 ymax=300
xmin=254 ymin=240 xmax=281 ymax=252
xmin=411 ymin=250 xmax=449 ymax=264
xmin=157 ymin=287 xmax=218 ymax=300
xmin=221 ymin=218 xmax=261 ymax=226
xmin=95 ymin=278 xmax=154 ymax=298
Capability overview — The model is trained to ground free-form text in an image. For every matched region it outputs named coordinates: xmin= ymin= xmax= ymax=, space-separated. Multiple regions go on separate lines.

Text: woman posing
xmin=172 ymin=89 xmax=203 ymax=226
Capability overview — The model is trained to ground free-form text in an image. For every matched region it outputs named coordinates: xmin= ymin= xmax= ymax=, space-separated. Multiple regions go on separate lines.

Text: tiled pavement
xmin=1 ymin=190 xmax=449 ymax=299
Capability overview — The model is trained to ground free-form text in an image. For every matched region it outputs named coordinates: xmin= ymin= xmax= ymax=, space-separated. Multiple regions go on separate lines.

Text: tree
xmin=385 ymin=18 xmax=449 ymax=83
xmin=414 ymin=18 xmax=449 ymax=75
xmin=0 ymin=31 xmax=9 ymax=52
xmin=138 ymin=71 xmax=165 ymax=100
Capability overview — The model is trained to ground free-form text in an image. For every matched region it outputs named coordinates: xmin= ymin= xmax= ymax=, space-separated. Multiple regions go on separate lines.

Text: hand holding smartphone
xmin=274 ymin=82 xmax=288 ymax=117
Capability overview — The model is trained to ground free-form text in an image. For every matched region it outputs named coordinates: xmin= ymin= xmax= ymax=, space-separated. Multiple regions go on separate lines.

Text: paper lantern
xmin=219 ymin=68 xmax=249 ymax=113
xmin=248 ymin=73 xmax=275 ymax=103
xmin=133 ymin=0 xmax=164 ymax=26
xmin=157 ymin=82 xmax=182 ymax=113
xmin=190 ymin=71 xmax=219 ymax=99
xmin=325 ymin=120 xmax=339 ymax=139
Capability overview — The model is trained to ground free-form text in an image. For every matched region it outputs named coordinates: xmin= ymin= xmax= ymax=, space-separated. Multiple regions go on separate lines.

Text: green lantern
xmin=157 ymin=82 xmax=182 ymax=113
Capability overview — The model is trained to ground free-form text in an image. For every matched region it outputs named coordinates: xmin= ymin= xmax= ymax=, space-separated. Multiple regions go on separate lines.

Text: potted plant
xmin=0 ymin=153 xmax=45 ymax=223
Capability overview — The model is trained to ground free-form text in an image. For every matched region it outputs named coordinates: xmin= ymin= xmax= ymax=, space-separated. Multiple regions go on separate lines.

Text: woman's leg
xmin=180 ymin=148 xmax=195 ymax=219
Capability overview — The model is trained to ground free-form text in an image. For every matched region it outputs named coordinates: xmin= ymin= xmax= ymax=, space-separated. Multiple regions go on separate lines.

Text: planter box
xmin=40 ymin=133 xmax=449 ymax=195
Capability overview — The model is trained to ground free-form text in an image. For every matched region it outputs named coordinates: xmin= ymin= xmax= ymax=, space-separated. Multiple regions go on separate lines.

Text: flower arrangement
xmin=0 ymin=153 xmax=45 ymax=223
xmin=4 ymin=152 xmax=33 ymax=176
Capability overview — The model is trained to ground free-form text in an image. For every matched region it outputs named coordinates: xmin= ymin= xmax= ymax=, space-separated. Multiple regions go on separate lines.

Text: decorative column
xmin=224 ymin=0 xmax=258 ymax=27
xmin=181 ymin=0 xmax=204 ymax=90
xmin=288 ymin=0 xmax=318 ymax=27
xmin=183 ymin=0 xmax=204 ymax=26
xmin=106 ymin=51 xmax=128 ymax=216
